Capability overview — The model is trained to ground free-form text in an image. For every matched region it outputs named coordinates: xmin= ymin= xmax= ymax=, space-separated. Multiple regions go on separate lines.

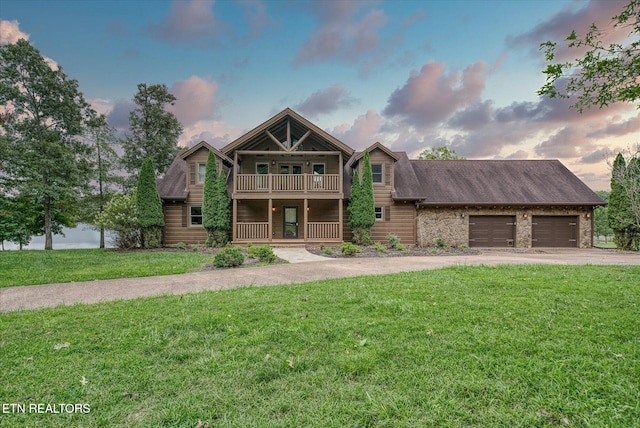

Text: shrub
xmin=175 ymin=242 xmax=187 ymax=250
xmin=213 ymin=245 xmax=245 ymax=268
xmin=458 ymin=244 xmax=468 ymax=250
xmin=341 ymin=242 xmax=360 ymax=256
xmin=323 ymin=247 xmax=334 ymax=256
xmin=436 ymin=238 xmax=445 ymax=248
xmin=136 ymin=158 xmax=164 ymax=248
xmin=255 ymin=245 xmax=276 ymax=264
xmin=396 ymin=243 xmax=407 ymax=252
xmin=387 ymin=234 xmax=400 ymax=249
xmin=95 ymin=191 xmax=140 ymax=249
xmin=374 ymin=241 xmax=387 ymax=252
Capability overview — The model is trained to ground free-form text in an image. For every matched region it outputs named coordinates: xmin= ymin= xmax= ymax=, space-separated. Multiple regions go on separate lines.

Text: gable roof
xmin=393 ymin=159 xmax=605 ymax=206
xmin=350 ymin=142 xmax=400 ymax=167
xmin=180 ymin=140 xmax=233 ymax=165
xmin=157 ymin=141 xmax=234 ymax=200
xmin=221 ymin=108 xmax=354 ymax=158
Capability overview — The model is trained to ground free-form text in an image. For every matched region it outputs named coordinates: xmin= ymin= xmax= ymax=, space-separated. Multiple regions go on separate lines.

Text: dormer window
xmin=372 ymin=164 xmax=383 ymax=184
xmin=198 ymin=163 xmax=206 ymax=183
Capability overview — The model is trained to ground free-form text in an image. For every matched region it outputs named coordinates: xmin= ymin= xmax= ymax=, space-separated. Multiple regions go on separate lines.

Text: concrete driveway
xmin=1 ymin=249 xmax=638 ymax=313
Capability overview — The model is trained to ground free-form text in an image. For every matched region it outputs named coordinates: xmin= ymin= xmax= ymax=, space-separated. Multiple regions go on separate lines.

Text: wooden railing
xmin=235 ymin=222 xmax=341 ymax=240
xmin=307 ymin=222 xmax=340 ymax=239
xmin=236 ymin=222 xmax=269 ymax=240
xmin=235 ymin=174 xmax=340 ymax=193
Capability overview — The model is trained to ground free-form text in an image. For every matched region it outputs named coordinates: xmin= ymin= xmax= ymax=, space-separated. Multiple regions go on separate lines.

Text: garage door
xmin=469 ymin=216 xmax=515 ymax=247
xmin=532 ymin=216 xmax=578 ymax=247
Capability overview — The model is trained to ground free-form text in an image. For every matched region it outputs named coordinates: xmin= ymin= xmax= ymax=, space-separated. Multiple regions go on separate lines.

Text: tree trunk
xmin=44 ymin=195 xmax=53 ymax=250
xmin=100 ymin=227 xmax=105 ymax=249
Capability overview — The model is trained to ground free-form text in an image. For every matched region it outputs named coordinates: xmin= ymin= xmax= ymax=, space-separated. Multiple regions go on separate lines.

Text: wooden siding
xmin=163 ymin=202 xmax=208 ymax=245
xmin=370 ymin=202 xmax=416 ymax=244
xmin=163 ymin=147 xmax=227 ymax=245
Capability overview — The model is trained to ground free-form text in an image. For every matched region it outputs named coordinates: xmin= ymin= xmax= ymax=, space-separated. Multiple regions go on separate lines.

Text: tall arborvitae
xmin=608 ymin=153 xmax=632 ymax=249
xmin=212 ymin=169 xmax=231 ymax=246
xmin=347 ymin=151 xmax=375 ymax=245
xmin=202 ymin=151 xmax=218 ymax=247
xmin=136 ymin=158 xmax=164 ymax=248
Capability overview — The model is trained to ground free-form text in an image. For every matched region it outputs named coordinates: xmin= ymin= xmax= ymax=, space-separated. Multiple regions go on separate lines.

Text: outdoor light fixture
xmin=272 ymin=207 xmax=276 ymax=212
xmin=307 ymin=207 xmax=310 ymax=211
xmin=460 ymin=212 xmax=465 ymax=218
xmin=271 ymin=160 xmax=276 ymax=165
xmin=523 ymin=213 xmax=528 ymax=219
xmin=306 ymin=160 xmax=310 ymax=166
xmin=586 ymin=213 xmax=591 ymax=219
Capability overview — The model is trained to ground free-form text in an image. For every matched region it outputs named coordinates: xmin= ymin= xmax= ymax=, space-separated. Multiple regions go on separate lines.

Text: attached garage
xmin=469 ymin=215 xmax=515 ymax=247
xmin=532 ymin=216 xmax=578 ymax=247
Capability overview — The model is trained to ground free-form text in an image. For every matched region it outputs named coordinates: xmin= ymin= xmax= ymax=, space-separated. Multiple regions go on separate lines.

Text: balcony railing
xmin=235 ymin=174 xmax=340 ymax=193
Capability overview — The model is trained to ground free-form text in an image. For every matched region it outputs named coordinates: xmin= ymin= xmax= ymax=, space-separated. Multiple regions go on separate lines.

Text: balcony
xmin=235 ymin=174 xmax=341 ymax=194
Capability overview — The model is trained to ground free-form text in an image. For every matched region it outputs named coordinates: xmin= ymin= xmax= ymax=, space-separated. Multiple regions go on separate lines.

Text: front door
xmin=283 ymin=207 xmax=298 ymax=239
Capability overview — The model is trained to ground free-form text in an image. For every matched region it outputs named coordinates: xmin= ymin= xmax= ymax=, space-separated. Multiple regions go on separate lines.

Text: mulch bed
xmin=306 ymin=244 xmax=481 ymax=258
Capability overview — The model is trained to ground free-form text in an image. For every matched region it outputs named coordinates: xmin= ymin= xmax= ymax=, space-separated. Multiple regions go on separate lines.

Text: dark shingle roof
xmin=157 ymin=152 xmax=189 ymax=200
xmin=394 ymin=159 xmax=605 ymax=206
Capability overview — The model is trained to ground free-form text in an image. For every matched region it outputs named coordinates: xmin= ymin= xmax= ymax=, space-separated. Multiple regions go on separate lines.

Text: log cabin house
xmin=158 ymin=108 xmax=605 ymax=248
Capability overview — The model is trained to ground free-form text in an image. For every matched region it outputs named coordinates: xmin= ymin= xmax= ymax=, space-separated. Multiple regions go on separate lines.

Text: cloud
xmin=586 ymin=113 xmax=640 ymax=138
xmin=294 ymin=84 xmax=357 ymax=118
xmin=106 ymin=99 xmax=135 ymax=136
xmin=507 ymin=0 xmax=630 ymax=60
xmin=383 ymin=61 xmax=486 ymax=128
xmin=294 ymin=2 xmax=387 ymax=66
xmin=580 ymin=147 xmax=616 ymax=165
xmin=533 ymin=126 xmax=589 ymax=158
xmin=147 ymin=0 xmax=221 ymax=43
xmin=0 ymin=19 xmax=29 ymax=45
xmin=330 ymin=109 xmax=383 ymax=150
xmin=167 ymin=75 xmax=219 ymax=128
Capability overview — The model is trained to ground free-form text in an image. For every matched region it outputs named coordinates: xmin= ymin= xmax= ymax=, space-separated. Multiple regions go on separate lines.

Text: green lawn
xmin=0 ymin=249 xmax=213 ymax=288
xmin=1 ymin=265 xmax=638 ymax=427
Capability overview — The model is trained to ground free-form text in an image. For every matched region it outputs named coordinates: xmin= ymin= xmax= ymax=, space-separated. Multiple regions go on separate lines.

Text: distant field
xmin=0 ymin=249 xmax=213 ymax=287
xmin=1 ymin=265 xmax=638 ymax=427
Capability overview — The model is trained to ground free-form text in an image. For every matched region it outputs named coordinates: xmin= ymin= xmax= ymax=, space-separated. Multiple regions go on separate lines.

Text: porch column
xmin=268 ymin=198 xmax=273 ymax=242
xmin=338 ymin=198 xmax=343 ymax=241
xmin=303 ymin=198 xmax=308 ymax=241
xmin=232 ymin=198 xmax=238 ymax=242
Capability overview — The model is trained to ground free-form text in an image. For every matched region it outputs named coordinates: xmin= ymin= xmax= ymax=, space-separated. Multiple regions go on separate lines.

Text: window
xmin=279 ymin=164 xmax=302 ymax=174
xmin=372 ymin=164 xmax=383 ymax=184
xmin=312 ymin=164 xmax=325 ymax=175
xmin=256 ymin=163 xmax=269 ymax=189
xmin=198 ymin=163 xmax=206 ymax=183
xmin=374 ymin=206 xmax=383 ymax=221
xmin=190 ymin=206 xmax=203 ymax=226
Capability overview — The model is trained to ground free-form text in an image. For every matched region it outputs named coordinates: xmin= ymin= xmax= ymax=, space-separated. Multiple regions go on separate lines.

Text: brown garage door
xmin=532 ymin=216 xmax=578 ymax=247
xmin=469 ymin=216 xmax=515 ymax=247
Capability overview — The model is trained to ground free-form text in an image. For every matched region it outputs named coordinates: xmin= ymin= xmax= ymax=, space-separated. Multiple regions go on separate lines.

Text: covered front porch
xmin=233 ymin=198 xmax=343 ymax=243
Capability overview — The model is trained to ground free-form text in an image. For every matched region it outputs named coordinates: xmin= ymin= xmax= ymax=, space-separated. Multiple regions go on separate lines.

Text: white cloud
xmin=0 ymin=19 xmax=29 ymax=45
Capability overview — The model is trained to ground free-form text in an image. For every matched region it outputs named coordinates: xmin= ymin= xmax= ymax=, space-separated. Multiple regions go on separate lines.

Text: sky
xmin=1 ymin=0 xmax=639 ymax=192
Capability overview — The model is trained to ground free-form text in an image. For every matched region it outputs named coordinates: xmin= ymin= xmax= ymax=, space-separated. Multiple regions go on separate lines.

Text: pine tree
xmin=136 ymin=158 xmax=164 ymax=248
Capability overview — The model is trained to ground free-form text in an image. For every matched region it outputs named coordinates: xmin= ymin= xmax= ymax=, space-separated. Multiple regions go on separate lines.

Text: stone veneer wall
xmin=416 ymin=206 xmax=593 ymax=248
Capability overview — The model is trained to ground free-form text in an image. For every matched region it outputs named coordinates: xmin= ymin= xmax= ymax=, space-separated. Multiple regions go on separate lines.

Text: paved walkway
xmin=1 ymin=249 xmax=638 ymax=313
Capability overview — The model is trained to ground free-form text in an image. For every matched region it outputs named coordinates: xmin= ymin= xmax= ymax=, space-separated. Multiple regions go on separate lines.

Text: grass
xmin=1 ymin=265 xmax=638 ymax=427
xmin=0 ymin=249 xmax=213 ymax=288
